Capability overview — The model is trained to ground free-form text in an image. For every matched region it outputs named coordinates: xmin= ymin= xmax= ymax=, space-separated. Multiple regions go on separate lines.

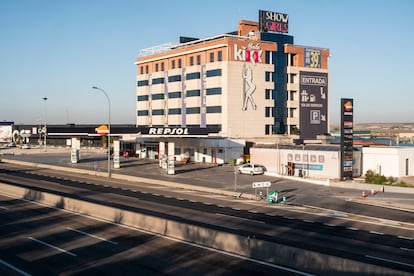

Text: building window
xmin=152 ymin=93 xmax=164 ymax=100
xmin=178 ymin=59 xmax=182 ymax=68
xmin=187 ymin=107 xmax=200 ymax=114
xmin=265 ymin=72 xmax=273 ymax=82
xmin=206 ymin=106 xmax=222 ymax=113
xmin=152 ymin=109 xmax=165 ymax=116
xmin=168 ymin=75 xmax=181 ymax=82
xmin=168 ymin=108 xmax=181 ymax=115
xmin=206 ymin=87 xmax=222 ymax=95
xmin=265 ymin=51 xmax=275 ymax=64
xmin=265 ymin=107 xmax=272 ymax=117
xmin=161 ymin=62 xmax=164 ymax=71
xmin=155 ymin=63 xmax=159 ymax=72
xmin=265 ymin=124 xmax=272 ymax=135
xmin=168 ymin=91 xmax=182 ymax=98
xmin=137 ymin=110 xmax=149 ymax=116
xmin=290 ymin=54 xmax=296 ymax=66
xmin=217 ymin=51 xmax=222 ymax=61
xmin=209 ymin=52 xmax=214 ymax=62
xmin=265 ymin=89 xmax=271 ymax=99
xmin=140 ymin=66 xmax=144 ymax=75
xmin=186 ymin=72 xmax=201 ymax=80
xmin=186 ymin=89 xmax=200 ymax=97
xmin=197 ymin=55 xmax=201 ymax=65
xmin=137 ymin=95 xmax=149 ymax=101
xmin=172 ymin=60 xmax=176 ymax=69
xmin=189 ymin=56 xmax=194 ymax=66
xmin=145 ymin=65 xmax=149 ymax=74
xmin=137 ymin=80 xmax=149 ymax=87
xmin=206 ymin=69 xmax=222 ymax=77
xmin=152 ymin=77 xmax=164 ymax=84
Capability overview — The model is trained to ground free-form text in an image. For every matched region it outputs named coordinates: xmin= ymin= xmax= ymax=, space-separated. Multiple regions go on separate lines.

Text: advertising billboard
xmin=340 ymin=98 xmax=354 ymax=180
xmin=0 ymin=122 xmax=13 ymax=143
xmin=259 ymin=10 xmax=289 ymax=33
xmin=299 ymin=72 xmax=328 ymax=140
xmin=304 ymin=48 xmax=321 ymax=68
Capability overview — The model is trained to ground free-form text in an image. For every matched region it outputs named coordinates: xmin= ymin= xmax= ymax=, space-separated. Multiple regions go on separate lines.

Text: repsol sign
xmin=148 ymin=127 xmax=189 ymax=135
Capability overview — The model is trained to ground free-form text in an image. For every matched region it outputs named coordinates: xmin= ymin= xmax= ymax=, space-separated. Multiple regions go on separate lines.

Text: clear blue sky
xmin=1 ymin=0 xmax=413 ymax=125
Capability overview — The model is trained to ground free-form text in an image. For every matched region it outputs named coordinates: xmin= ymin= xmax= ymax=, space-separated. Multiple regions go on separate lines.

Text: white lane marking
xmin=303 ymin=219 xmax=314 ymax=223
xmin=0 ymin=259 xmax=31 ymax=276
xmin=28 ymin=237 xmax=77 ymax=257
xmin=400 ymin=247 xmax=414 ymax=252
xmin=3 ymin=194 xmax=311 ymax=275
xmin=369 ymin=231 xmax=384 ymax=235
xmin=398 ymin=235 xmax=414 ymax=240
xmin=347 ymin=227 xmax=359 ymax=231
xmin=324 ymin=223 xmax=335 ymax=227
xmin=216 ymin=213 xmax=265 ymax=224
xmin=303 ymin=205 xmax=414 ymax=231
xmin=365 ymin=255 xmax=414 ymax=268
xmin=67 ymin=227 xmax=118 ymax=245
xmin=0 ymin=205 xmax=8 ymax=210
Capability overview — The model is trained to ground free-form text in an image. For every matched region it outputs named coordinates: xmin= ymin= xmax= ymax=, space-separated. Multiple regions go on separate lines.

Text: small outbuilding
xmin=362 ymin=146 xmax=414 ymax=178
xmin=249 ymin=144 xmax=362 ymax=180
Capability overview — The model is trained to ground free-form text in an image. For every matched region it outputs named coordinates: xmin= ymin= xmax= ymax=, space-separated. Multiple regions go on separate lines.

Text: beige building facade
xmin=134 ymin=14 xmax=330 ymax=164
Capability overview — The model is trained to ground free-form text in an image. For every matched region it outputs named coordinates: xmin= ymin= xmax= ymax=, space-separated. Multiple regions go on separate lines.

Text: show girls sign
xmin=259 ymin=10 xmax=289 ymax=33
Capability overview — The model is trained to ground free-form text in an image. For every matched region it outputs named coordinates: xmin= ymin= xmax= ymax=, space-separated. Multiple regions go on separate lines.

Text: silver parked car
xmin=238 ymin=163 xmax=265 ymax=175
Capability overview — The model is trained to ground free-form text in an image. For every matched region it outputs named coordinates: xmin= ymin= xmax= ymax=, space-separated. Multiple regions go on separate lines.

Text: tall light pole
xmin=42 ymin=97 xmax=48 ymax=151
xmin=92 ymin=86 xmax=111 ymax=178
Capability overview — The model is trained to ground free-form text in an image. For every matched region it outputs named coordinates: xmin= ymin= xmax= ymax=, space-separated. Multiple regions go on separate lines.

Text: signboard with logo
xmin=139 ymin=127 xmax=218 ymax=136
xmin=0 ymin=122 xmax=13 ymax=143
xmin=340 ymin=98 xmax=354 ymax=180
xmin=233 ymin=43 xmax=263 ymax=64
xmin=305 ymin=48 xmax=321 ymax=68
xmin=259 ymin=10 xmax=289 ymax=33
xmin=299 ymin=72 xmax=328 ymax=140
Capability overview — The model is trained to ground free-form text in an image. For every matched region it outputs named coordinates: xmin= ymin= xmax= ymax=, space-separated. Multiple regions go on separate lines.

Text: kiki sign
xmin=234 ymin=43 xmax=262 ymax=64
xmin=259 ymin=10 xmax=289 ymax=33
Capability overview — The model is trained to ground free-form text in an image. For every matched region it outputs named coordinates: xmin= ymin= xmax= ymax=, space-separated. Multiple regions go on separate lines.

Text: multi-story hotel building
xmin=135 ymin=11 xmax=330 ymax=164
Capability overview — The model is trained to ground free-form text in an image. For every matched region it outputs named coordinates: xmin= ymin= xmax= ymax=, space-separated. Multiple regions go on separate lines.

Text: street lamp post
xmin=42 ymin=97 xmax=48 ymax=151
xmin=92 ymin=86 xmax=111 ymax=178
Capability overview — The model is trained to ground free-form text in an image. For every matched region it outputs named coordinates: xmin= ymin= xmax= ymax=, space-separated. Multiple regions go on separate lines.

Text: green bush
xmin=364 ymin=169 xmax=387 ymax=184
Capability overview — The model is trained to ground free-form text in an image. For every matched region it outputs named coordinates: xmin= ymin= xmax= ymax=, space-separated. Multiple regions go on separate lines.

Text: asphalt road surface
xmin=0 ymin=194 xmax=308 ymax=275
xmin=0 ymin=164 xmax=413 ymax=275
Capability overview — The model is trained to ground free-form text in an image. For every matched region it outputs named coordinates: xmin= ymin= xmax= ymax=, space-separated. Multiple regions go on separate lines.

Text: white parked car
xmin=21 ymin=144 xmax=31 ymax=149
xmin=238 ymin=164 xmax=265 ymax=175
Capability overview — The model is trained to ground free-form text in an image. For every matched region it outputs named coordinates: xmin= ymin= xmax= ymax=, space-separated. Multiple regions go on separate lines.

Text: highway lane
xmin=1 ymin=164 xmax=414 ymax=274
xmin=0 ymin=194 xmax=308 ymax=275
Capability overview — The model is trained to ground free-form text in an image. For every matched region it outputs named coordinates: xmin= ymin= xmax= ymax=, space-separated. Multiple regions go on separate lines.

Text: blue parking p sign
xmin=310 ymin=110 xmax=320 ymax=124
